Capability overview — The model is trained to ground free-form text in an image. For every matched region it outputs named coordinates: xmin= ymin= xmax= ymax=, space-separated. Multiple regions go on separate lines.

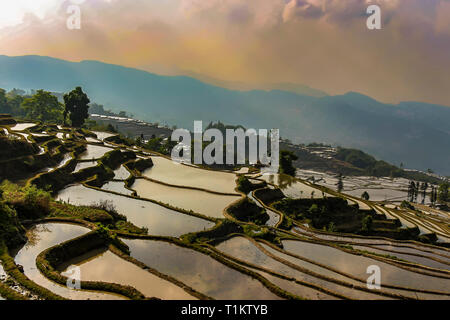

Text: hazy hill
xmin=0 ymin=55 xmax=449 ymax=174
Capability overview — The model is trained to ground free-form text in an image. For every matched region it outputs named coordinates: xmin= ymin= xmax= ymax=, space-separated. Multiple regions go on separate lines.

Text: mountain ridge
xmin=0 ymin=55 xmax=449 ymax=174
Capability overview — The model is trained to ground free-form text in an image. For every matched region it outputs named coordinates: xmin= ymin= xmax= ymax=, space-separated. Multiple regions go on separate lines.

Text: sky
xmin=0 ymin=0 xmax=449 ymax=106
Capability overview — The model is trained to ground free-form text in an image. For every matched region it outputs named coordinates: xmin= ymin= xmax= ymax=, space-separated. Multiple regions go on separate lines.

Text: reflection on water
xmin=132 ymin=179 xmax=240 ymax=219
xmin=261 ymin=174 xmax=328 ymax=199
xmin=247 ymin=192 xmax=280 ymax=227
xmin=345 ymin=188 xmax=407 ymax=202
xmin=352 ymin=245 xmax=450 ymax=271
xmin=101 ymin=181 xmax=133 ymax=195
xmin=92 ymin=131 xmax=116 ymax=141
xmin=142 ymin=157 xmax=237 ymax=194
xmin=61 ymin=250 xmax=196 ymax=300
xmin=216 ymin=237 xmax=387 ymax=300
xmin=78 ymin=145 xmax=112 ymax=160
xmin=113 ymin=165 xmax=131 ymax=180
xmin=14 ymin=223 xmax=124 ymax=300
xmin=53 ymin=153 xmax=73 ymax=170
xmin=123 ymin=239 xmax=282 ymax=300
xmin=57 ymin=185 xmax=215 ymax=236
xmin=10 ymin=123 xmax=36 ymax=131
xmin=282 ymin=240 xmax=450 ymax=293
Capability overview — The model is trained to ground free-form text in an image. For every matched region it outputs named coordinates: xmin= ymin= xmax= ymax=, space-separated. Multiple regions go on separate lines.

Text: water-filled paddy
xmin=92 ymin=131 xmax=116 ymax=141
xmin=261 ymin=174 xmax=328 ymax=199
xmin=113 ymin=165 xmax=131 ymax=180
xmin=142 ymin=156 xmax=238 ymax=194
xmin=73 ymin=161 xmax=97 ymax=173
xmin=85 ymin=137 xmax=101 ymax=143
xmin=53 ymin=153 xmax=73 ymax=170
xmin=282 ymin=240 xmax=450 ymax=293
xmin=123 ymin=239 xmax=282 ymax=300
xmin=345 ymin=188 xmax=407 ymax=202
xmin=248 ymin=192 xmax=280 ymax=227
xmin=61 ymin=250 xmax=196 ymax=300
xmin=216 ymin=237 xmax=387 ymax=300
xmin=78 ymin=145 xmax=112 ymax=160
xmin=352 ymin=245 xmax=450 ymax=271
xmin=132 ymin=179 xmax=241 ymax=219
xmin=14 ymin=223 xmax=124 ymax=300
xmin=101 ymin=181 xmax=133 ymax=195
xmin=10 ymin=123 xmax=36 ymax=131
xmin=57 ymin=185 xmax=215 ymax=236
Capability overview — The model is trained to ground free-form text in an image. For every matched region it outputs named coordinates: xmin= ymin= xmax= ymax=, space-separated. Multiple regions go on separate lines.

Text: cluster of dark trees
xmin=0 ymin=87 xmax=91 ymax=128
xmin=279 ymin=150 xmax=298 ymax=176
xmin=407 ymin=181 xmax=449 ymax=206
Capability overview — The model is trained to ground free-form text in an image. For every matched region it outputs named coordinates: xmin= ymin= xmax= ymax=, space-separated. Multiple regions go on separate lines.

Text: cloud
xmin=0 ymin=0 xmax=449 ymax=106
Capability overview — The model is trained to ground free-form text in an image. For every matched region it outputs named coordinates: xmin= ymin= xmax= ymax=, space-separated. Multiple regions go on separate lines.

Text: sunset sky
xmin=0 ymin=0 xmax=449 ymax=106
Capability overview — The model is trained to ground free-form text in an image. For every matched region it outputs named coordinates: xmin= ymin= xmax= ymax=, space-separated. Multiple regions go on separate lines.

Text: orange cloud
xmin=0 ymin=0 xmax=449 ymax=106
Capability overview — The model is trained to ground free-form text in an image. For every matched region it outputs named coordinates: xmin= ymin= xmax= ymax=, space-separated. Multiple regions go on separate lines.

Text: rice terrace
xmin=0 ymin=1 xmax=449 ymax=315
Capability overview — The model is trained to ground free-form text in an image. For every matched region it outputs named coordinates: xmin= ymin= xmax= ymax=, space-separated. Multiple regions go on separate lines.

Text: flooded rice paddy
xmin=141 ymin=156 xmax=238 ymax=194
xmin=14 ymin=223 xmax=124 ymax=300
xmin=57 ymin=185 xmax=215 ymax=236
xmin=131 ymin=179 xmax=241 ymax=219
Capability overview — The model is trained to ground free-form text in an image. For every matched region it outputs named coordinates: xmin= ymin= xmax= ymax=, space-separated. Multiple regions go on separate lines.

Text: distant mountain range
xmin=0 ymin=55 xmax=449 ymax=175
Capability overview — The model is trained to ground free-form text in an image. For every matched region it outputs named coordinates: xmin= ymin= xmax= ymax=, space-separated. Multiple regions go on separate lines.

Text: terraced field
xmin=0 ymin=118 xmax=449 ymax=300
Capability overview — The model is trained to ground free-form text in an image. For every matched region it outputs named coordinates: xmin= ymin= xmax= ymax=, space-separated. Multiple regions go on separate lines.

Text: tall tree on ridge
xmin=63 ymin=87 xmax=90 ymax=127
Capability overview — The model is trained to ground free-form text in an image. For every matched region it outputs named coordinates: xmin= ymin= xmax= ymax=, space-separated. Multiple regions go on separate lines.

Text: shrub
xmin=361 ymin=215 xmax=373 ymax=233
xmin=1 ymin=181 xmax=51 ymax=219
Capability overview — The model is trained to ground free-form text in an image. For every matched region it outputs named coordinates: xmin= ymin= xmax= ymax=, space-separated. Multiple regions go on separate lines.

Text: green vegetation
xmin=63 ymin=87 xmax=90 ymax=127
xmin=181 ymin=220 xmax=242 ymax=245
xmin=0 ymin=200 xmax=26 ymax=248
xmin=1 ymin=181 xmax=51 ymax=220
xmin=84 ymin=119 xmax=118 ymax=133
xmin=335 ymin=147 xmax=442 ymax=184
xmin=274 ymin=197 xmax=375 ymax=235
xmin=144 ymin=136 xmax=176 ymax=155
xmin=227 ymin=197 xmax=269 ymax=225
xmin=361 ymin=215 xmax=373 ymax=233
xmin=437 ymin=182 xmax=449 ymax=203
xmin=236 ymin=176 xmax=266 ymax=194
xmin=21 ymin=90 xmax=63 ymax=123
xmin=279 ymin=150 xmax=298 ymax=176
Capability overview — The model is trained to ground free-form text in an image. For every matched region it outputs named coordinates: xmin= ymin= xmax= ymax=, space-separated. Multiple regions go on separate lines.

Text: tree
xmin=336 ymin=173 xmax=344 ymax=193
xmin=361 ymin=191 xmax=370 ymax=201
xmin=437 ymin=182 xmax=449 ymax=203
xmin=279 ymin=150 xmax=298 ymax=177
xmin=430 ymin=186 xmax=437 ymax=207
xmin=21 ymin=90 xmax=63 ymax=122
xmin=407 ymin=181 xmax=418 ymax=203
xmin=420 ymin=182 xmax=428 ymax=204
xmin=63 ymin=87 xmax=90 ymax=127
xmin=361 ymin=215 xmax=373 ymax=233
xmin=0 ymin=88 xmax=10 ymax=114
